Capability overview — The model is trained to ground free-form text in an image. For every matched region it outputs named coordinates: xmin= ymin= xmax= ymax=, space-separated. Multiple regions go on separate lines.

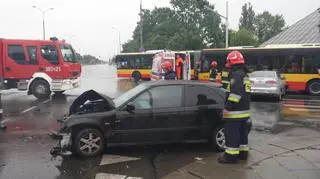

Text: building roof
xmin=260 ymin=8 xmax=320 ymax=47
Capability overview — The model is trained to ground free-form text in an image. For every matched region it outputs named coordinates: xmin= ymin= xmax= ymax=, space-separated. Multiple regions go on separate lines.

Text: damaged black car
xmin=51 ymin=80 xmax=252 ymax=157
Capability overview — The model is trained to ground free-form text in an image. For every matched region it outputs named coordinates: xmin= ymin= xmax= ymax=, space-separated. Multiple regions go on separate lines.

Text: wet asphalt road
xmin=0 ymin=64 xmax=320 ymax=179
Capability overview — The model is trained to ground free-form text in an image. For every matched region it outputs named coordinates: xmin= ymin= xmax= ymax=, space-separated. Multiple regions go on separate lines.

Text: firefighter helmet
xmin=211 ymin=60 xmax=218 ymax=67
xmin=226 ymin=51 xmax=245 ymax=67
xmin=161 ymin=61 xmax=172 ymax=70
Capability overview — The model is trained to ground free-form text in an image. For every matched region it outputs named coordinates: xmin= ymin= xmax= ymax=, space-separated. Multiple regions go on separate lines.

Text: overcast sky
xmin=0 ymin=0 xmax=319 ymax=60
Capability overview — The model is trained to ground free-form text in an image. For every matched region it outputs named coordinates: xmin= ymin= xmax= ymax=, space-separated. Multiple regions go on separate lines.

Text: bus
xmin=115 ymin=51 xmax=162 ymax=81
xmin=115 ymin=50 xmax=200 ymax=81
xmin=0 ymin=37 xmax=81 ymax=99
xmin=197 ymin=45 xmax=320 ymax=95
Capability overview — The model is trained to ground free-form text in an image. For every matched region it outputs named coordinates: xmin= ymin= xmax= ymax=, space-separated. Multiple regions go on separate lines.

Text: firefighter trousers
xmin=224 ymin=119 xmax=249 ymax=155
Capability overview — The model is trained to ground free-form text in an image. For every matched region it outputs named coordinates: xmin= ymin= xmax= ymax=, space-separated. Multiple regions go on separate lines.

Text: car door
xmin=115 ymin=90 xmax=153 ymax=145
xmin=149 ymin=85 xmax=185 ymax=143
xmin=183 ymin=85 xmax=225 ymax=141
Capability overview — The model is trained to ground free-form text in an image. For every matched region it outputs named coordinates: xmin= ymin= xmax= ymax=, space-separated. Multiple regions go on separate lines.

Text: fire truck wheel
xmin=31 ymin=80 xmax=51 ymax=99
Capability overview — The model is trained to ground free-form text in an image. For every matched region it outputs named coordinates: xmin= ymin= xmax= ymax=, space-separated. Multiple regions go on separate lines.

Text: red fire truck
xmin=0 ymin=37 xmax=81 ymax=99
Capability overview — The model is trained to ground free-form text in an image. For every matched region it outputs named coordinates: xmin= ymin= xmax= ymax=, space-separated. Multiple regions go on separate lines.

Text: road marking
xmin=288 ymin=108 xmax=320 ymax=112
xmin=1 ymin=118 xmax=12 ymax=123
xmin=283 ymin=98 xmax=320 ymax=102
xmin=283 ymin=104 xmax=320 ymax=109
xmin=95 ymin=173 xmax=142 ymax=179
xmin=21 ymin=106 xmax=37 ymax=113
xmin=100 ymin=154 xmax=141 ymax=166
xmin=42 ymin=99 xmax=51 ymax=104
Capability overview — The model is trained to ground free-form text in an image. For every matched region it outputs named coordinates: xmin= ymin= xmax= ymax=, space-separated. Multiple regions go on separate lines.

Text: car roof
xmin=142 ymin=80 xmax=222 ymax=88
xmin=251 ymin=70 xmax=277 ymax=73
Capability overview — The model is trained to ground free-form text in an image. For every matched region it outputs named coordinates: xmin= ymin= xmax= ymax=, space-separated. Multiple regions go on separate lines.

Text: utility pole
xmin=112 ymin=27 xmax=121 ymax=53
xmin=225 ymin=1 xmax=229 ymax=48
xmin=139 ymin=0 xmax=144 ymax=52
xmin=204 ymin=1 xmax=229 ymax=48
xmin=32 ymin=6 xmax=54 ymax=40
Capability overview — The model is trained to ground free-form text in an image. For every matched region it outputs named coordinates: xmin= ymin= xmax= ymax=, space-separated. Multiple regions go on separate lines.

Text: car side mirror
xmin=126 ymin=102 xmax=135 ymax=112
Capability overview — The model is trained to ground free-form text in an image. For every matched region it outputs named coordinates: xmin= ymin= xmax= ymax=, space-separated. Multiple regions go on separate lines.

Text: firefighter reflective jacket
xmin=224 ymin=69 xmax=251 ymax=121
xmin=209 ymin=68 xmax=218 ymax=81
xmin=164 ymin=70 xmax=176 ymax=80
xmin=221 ymin=68 xmax=230 ymax=90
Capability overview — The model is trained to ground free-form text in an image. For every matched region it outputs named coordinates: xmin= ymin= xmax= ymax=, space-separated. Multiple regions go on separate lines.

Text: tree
xmin=254 ymin=11 xmax=285 ymax=43
xmin=239 ymin=3 xmax=255 ymax=32
xmin=230 ymin=29 xmax=257 ymax=46
xmin=122 ymin=0 xmax=224 ymax=52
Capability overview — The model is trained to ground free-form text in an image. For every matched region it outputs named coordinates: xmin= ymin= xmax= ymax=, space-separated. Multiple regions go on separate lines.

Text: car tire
xmin=31 ymin=80 xmax=51 ymax=99
xmin=211 ymin=125 xmax=226 ymax=152
xmin=132 ymin=71 xmax=141 ymax=82
xmin=307 ymin=80 xmax=320 ymax=95
xmin=74 ymin=128 xmax=105 ymax=157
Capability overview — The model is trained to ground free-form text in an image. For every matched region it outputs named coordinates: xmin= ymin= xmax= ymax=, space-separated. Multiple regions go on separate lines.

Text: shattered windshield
xmin=113 ymin=84 xmax=147 ymax=108
xmin=60 ymin=44 xmax=77 ymax=63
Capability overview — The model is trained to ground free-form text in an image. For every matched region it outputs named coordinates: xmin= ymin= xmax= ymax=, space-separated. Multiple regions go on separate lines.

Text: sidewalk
xmin=162 ymin=136 xmax=320 ymax=179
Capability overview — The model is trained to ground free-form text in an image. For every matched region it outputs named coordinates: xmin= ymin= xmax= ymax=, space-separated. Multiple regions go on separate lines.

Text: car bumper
xmin=251 ymin=87 xmax=280 ymax=96
xmin=51 ymin=78 xmax=81 ymax=91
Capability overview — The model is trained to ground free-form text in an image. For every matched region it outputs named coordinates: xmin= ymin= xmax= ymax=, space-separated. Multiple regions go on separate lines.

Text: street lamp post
xmin=32 ymin=6 xmax=54 ymax=40
xmin=205 ymin=1 xmax=229 ymax=48
xmin=112 ymin=27 xmax=121 ymax=53
xmin=139 ymin=0 xmax=144 ymax=52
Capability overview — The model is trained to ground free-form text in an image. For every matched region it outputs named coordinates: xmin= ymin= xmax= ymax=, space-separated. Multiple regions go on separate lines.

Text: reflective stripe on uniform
xmin=244 ymin=77 xmax=251 ymax=93
xmin=224 ymin=110 xmax=250 ymax=119
xmin=228 ymin=93 xmax=242 ymax=103
xmin=222 ymin=80 xmax=230 ymax=84
xmin=222 ymin=72 xmax=229 ymax=77
xmin=240 ymin=145 xmax=250 ymax=151
xmin=225 ymin=147 xmax=240 ymax=155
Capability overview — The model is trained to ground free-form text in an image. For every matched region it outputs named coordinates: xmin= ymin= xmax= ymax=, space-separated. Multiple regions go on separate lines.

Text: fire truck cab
xmin=0 ymin=37 xmax=81 ymax=99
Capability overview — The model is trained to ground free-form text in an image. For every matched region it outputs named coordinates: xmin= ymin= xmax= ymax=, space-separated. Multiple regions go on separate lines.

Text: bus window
xmin=301 ymin=55 xmax=320 ymax=74
xmin=201 ymin=54 xmax=226 ymax=72
xmin=244 ymin=54 xmax=259 ymax=73
xmin=140 ymin=55 xmax=152 ymax=69
xmin=286 ymin=56 xmax=302 ymax=73
xmin=258 ymin=55 xmax=287 ymax=72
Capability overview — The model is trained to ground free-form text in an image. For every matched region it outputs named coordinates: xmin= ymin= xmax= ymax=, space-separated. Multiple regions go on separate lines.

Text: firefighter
xmin=218 ymin=50 xmax=251 ymax=164
xmin=161 ymin=61 xmax=176 ymax=80
xmin=175 ymin=55 xmax=184 ymax=80
xmin=209 ymin=60 xmax=218 ymax=82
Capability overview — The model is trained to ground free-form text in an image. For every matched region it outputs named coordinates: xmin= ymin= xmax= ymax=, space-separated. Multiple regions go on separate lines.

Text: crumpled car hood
xmin=69 ymin=90 xmax=115 ymax=115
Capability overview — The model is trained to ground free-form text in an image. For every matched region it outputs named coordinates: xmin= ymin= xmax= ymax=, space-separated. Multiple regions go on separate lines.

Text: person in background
xmin=218 ymin=51 xmax=251 ymax=164
xmin=209 ymin=60 xmax=218 ymax=82
xmin=175 ymin=55 xmax=184 ymax=80
xmin=161 ymin=61 xmax=176 ymax=80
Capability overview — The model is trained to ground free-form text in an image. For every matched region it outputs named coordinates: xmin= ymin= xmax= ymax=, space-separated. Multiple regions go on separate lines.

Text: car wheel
xmin=74 ymin=128 xmax=105 ymax=157
xmin=211 ymin=125 xmax=226 ymax=152
xmin=31 ymin=80 xmax=51 ymax=99
xmin=132 ymin=71 xmax=141 ymax=82
xmin=307 ymin=80 xmax=320 ymax=95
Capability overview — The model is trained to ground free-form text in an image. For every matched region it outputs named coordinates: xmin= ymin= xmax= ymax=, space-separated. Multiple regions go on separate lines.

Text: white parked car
xmin=249 ymin=71 xmax=287 ymax=101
